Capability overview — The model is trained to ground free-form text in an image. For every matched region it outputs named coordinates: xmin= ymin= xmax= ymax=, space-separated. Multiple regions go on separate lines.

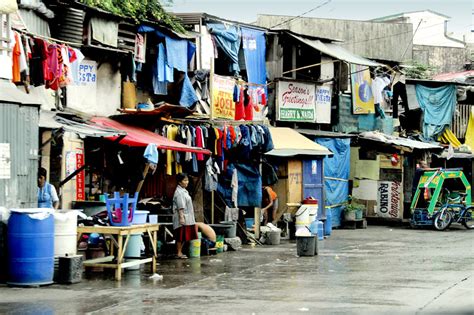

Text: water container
xmin=216 ymin=235 xmax=224 ymax=253
xmin=245 ymin=218 xmax=254 ymax=229
xmin=309 ymin=220 xmax=318 ymax=235
xmin=296 ymin=236 xmax=316 ymax=256
xmin=54 ymin=210 xmax=78 ymax=257
xmin=219 ymin=221 xmax=236 ymax=238
xmin=317 ymin=221 xmax=324 ymax=241
xmin=124 ymin=234 xmax=142 ymax=270
xmin=296 ymin=205 xmax=318 ymax=232
xmin=325 ymin=209 xmax=332 ymax=237
xmin=8 ymin=209 xmax=55 ymax=286
xmin=132 ymin=210 xmax=149 ymax=225
xmin=189 ymin=239 xmax=201 ymax=258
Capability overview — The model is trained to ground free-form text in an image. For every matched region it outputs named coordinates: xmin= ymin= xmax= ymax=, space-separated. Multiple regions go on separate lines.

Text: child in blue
xmin=37 ymin=167 xmax=59 ymax=209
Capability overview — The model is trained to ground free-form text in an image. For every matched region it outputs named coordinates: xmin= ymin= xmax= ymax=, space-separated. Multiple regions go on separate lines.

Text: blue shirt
xmin=38 ymin=183 xmax=59 ymax=209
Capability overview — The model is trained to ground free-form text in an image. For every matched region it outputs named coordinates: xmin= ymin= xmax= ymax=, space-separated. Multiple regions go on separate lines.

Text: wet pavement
xmin=0 ymin=225 xmax=473 ymax=314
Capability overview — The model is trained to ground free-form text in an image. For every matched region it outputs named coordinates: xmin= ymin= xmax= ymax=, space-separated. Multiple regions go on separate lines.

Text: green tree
xmin=80 ymin=0 xmax=185 ymax=33
xmin=403 ymin=60 xmax=438 ymax=80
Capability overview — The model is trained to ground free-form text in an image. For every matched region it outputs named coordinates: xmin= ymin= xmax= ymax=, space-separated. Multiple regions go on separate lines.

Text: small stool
xmin=105 ymin=192 xmax=138 ymax=226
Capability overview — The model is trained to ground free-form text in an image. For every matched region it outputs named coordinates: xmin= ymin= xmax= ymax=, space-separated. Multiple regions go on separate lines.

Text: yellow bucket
xmin=189 ymin=239 xmax=201 ymax=258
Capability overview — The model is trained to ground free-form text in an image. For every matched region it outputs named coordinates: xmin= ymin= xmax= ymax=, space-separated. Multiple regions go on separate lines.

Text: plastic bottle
xmin=325 ymin=209 xmax=332 ymax=236
xmin=309 ymin=220 xmax=318 ymax=235
xmin=317 ymin=220 xmax=324 ymax=241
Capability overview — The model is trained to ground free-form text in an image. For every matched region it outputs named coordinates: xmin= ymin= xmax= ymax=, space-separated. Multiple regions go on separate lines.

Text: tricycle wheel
xmin=461 ymin=207 xmax=474 ymax=230
xmin=433 ymin=209 xmax=452 ymax=231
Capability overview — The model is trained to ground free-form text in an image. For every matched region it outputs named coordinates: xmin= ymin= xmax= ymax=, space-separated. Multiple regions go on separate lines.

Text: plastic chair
xmin=105 ymin=192 xmax=139 ymax=226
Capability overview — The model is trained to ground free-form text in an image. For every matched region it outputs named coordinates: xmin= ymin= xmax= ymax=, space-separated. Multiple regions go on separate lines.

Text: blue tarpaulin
xmin=315 ymin=138 xmax=351 ymax=227
xmin=415 ymin=84 xmax=456 ymax=140
xmin=241 ymin=27 xmax=266 ymax=87
xmin=207 ymin=23 xmax=241 ymax=73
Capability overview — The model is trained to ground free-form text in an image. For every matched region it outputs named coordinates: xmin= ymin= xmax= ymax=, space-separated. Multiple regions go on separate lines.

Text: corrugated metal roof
xmin=289 ymin=33 xmax=382 ymax=67
xmin=18 ymin=8 xmax=51 ymax=37
xmin=39 ymin=111 xmax=125 ymax=138
xmin=266 ymin=127 xmax=333 ymax=157
xmin=435 ymin=151 xmax=474 ymax=159
xmin=173 ymin=12 xmax=268 ymax=31
xmin=359 ymin=131 xmax=442 ymax=150
xmin=0 ymin=81 xmax=41 ymax=106
xmin=173 ymin=12 xmax=205 ymax=25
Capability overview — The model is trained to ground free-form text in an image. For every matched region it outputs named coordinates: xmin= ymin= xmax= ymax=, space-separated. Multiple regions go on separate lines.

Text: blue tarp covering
xmin=241 ymin=27 xmax=266 ymax=87
xmin=315 ymin=138 xmax=351 ymax=228
xmin=415 ymin=84 xmax=456 ymax=140
xmin=207 ymin=23 xmax=241 ymax=73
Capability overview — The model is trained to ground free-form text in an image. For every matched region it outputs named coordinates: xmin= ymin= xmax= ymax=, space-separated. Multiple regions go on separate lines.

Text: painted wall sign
xmin=77 ymin=60 xmax=97 ymax=86
xmin=212 ymin=74 xmax=235 ymax=119
xmin=315 ymin=84 xmax=332 ymax=124
xmin=351 ymin=64 xmax=375 ymax=114
xmin=376 ymin=181 xmax=402 ymax=218
xmin=277 ymin=80 xmax=315 ymax=122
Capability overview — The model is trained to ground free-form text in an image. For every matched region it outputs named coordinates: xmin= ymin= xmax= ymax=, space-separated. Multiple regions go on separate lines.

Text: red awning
xmin=91 ymin=117 xmax=211 ymax=155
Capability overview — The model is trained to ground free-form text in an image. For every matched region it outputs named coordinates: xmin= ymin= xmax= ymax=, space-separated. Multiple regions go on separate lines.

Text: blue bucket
xmin=8 ymin=209 xmax=55 ymax=286
xmin=245 ymin=218 xmax=254 ymax=229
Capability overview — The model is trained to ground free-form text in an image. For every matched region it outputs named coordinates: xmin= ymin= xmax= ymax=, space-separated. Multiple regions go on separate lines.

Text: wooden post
xmin=211 ymin=191 xmax=215 ymax=224
xmin=209 ymin=57 xmax=214 ymax=120
xmin=135 ymin=163 xmax=150 ymax=194
xmin=210 ymin=56 xmax=215 ymax=223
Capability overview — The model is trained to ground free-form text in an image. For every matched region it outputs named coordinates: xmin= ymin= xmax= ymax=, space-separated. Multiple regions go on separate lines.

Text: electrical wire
xmin=269 ymin=0 xmax=332 ymax=29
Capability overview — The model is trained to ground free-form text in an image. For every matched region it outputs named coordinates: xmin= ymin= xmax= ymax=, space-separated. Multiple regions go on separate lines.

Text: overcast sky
xmin=169 ymin=0 xmax=472 ymax=37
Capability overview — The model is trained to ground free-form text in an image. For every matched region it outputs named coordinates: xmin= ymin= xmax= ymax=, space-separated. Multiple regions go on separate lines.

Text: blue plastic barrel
xmin=325 ymin=209 xmax=332 ymax=236
xmin=8 ymin=209 xmax=55 ymax=286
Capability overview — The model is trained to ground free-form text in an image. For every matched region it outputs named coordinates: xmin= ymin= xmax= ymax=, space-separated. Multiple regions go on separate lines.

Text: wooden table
xmin=77 ymin=224 xmax=159 ymax=281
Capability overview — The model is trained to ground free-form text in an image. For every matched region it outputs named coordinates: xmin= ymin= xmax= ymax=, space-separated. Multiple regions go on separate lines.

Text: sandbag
xmin=122 ymin=81 xmax=137 ymax=109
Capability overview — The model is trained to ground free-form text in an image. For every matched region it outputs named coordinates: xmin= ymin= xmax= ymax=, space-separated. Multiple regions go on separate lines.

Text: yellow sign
xmin=350 ymin=64 xmax=375 ymax=114
xmin=212 ymin=75 xmax=235 ymax=119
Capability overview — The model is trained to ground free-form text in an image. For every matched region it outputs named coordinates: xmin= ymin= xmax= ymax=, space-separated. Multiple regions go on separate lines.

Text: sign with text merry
xmin=212 ymin=74 xmax=235 ymax=119
xmin=277 ymin=80 xmax=315 ymax=122
xmin=376 ymin=181 xmax=402 ymax=219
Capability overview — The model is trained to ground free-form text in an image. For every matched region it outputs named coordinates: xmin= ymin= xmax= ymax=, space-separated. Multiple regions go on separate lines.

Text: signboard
xmin=65 ymin=150 xmax=85 ymax=201
xmin=376 ymin=181 xmax=402 ymax=218
xmin=350 ymin=64 xmax=374 ymax=114
xmin=315 ymin=84 xmax=332 ymax=124
xmin=77 ymin=60 xmax=97 ymax=86
xmin=0 ymin=143 xmax=11 ymax=179
xmin=277 ymin=80 xmax=315 ymax=122
xmin=212 ymin=74 xmax=235 ymax=119
xmin=76 ymin=151 xmax=85 ymax=201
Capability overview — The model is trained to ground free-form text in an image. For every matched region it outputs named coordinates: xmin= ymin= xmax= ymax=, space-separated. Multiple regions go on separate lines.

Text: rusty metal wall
xmin=0 ymin=103 xmax=39 ymax=208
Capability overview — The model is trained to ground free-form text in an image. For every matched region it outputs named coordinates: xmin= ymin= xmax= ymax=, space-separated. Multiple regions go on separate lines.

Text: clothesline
xmin=12 ymin=27 xmax=80 ymax=47
xmin=172 ymin=117 xmax=267 ymax=126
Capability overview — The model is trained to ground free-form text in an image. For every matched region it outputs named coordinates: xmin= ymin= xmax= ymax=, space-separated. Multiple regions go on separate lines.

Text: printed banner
xmin=350 ymin=64 xmax=375 ymax=114
xmin=212 ymin=74 xmax=235 ymax=119
xmin=376 ymin=181 xmax=402 ymax=219
xmin=315 ymin=84 xmax=332 ymax=124
xmin=277 ymin=80 xmax=315 ymax=122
